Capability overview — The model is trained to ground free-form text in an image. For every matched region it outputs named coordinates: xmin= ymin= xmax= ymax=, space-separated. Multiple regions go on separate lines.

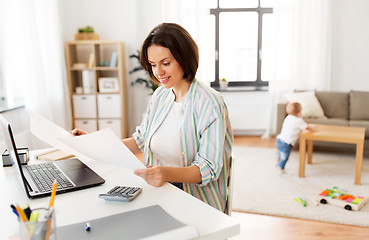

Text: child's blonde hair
xmin=286 ymin=102 xmax=302 ymax=116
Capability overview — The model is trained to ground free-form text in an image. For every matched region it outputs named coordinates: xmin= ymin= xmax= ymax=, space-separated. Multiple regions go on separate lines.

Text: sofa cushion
xmin=304 ymin=117 xmax=348 ymax=126
xmin=350 ymin=91 xmax=369 ymax=120
xmin=349 ymin=120 xmax=369 ymax=138
xmin=315 ymin=91 xmax=349 ymax=119
xmin=284 ymin=91 xmax=325 ymax=118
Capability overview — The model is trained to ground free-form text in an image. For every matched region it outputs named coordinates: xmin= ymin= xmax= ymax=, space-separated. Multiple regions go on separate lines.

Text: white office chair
xmin=225 ymin=154 xmax=234 ymax=216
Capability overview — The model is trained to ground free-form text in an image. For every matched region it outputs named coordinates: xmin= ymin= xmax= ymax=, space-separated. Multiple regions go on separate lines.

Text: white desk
xmin=0 ymin=151 xmax=239 ymax=239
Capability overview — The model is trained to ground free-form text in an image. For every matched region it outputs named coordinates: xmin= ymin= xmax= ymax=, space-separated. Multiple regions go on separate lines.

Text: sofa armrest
xmin=276 ymin=103 xmax=287 ymax=135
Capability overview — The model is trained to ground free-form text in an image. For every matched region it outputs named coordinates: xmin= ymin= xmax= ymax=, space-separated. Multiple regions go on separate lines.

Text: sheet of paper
xmin=30 ymin=112 xmax=82 ymax=156
xmin=59 ymin=128 xmax=145 ymax=170
xmin=30 ymin=112 xmax=144 ymax=170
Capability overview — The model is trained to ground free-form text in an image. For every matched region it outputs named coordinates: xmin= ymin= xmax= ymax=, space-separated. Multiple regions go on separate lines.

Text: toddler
xmin=276 ymin=102 xmax=315 ymax=174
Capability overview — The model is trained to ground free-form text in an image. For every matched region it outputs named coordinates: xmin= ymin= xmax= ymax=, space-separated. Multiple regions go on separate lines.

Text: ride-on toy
xmin=317 ymin=187 xmax=369 ymax=211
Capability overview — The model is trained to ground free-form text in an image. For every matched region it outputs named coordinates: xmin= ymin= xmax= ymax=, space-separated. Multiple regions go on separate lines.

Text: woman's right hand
xmin=71 ymin=128 xmax=87 ymax=136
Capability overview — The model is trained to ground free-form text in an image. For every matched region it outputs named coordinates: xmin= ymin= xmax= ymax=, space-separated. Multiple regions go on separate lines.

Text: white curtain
xmin=2 ymin=0 xmax=69 ymax=148
xmin=264 ymin=0 xmax=333 ymax=137
xmin=290 ymin=0 xmax=333 ymax=91
xmin=3 ymin=2 xmax=69 ymax=122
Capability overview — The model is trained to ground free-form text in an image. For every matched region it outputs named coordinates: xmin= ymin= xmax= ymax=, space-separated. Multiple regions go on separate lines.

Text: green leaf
xmin=129 ymin=66 xmax=144 ymax=74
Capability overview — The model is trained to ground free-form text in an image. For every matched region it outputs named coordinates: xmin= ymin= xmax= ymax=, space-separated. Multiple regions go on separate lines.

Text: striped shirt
xmin=133 ymin=79 xmax=234 ymax=212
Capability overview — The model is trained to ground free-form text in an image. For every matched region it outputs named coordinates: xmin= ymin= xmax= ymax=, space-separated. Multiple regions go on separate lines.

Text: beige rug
xmin=231 ymin=146 xmax=369 ymax=227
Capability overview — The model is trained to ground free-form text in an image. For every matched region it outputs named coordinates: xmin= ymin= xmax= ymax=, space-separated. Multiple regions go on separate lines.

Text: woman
xmin=74 ymin=23 xmax=233 ymax=212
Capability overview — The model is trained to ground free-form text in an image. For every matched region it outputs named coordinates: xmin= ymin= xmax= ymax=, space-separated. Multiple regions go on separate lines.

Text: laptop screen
xmin=0 ymin=115 xmax=32 ymax=198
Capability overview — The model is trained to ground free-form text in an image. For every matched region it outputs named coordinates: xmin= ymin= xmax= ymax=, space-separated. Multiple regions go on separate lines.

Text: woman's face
xmin=147 ymin=44 xmax=185 ymax=89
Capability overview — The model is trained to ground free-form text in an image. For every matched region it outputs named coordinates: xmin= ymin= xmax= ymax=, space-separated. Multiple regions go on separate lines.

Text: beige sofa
xmin=276 ymin=90 xmax=369 ymax=156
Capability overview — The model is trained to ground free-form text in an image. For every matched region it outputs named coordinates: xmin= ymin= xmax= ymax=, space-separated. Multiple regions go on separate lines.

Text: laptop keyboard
xmin=25 ymin=163 xmax=74 ymax=193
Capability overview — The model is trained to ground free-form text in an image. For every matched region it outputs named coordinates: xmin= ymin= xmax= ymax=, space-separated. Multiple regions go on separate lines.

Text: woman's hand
xmin=134 ymin=165 xmax=166 ymax=187
xmin=71 ymin=128 xmax=87 ymax=136
xmin=134 ymin=165 xmax=201 ymax=187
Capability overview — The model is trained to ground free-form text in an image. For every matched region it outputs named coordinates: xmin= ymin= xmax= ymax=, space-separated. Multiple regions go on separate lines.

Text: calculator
xmin=99 ymin=186 xmax=142 ymax=202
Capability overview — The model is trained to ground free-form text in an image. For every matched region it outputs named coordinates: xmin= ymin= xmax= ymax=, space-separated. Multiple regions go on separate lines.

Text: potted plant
xmin=219 ymin=78 xmax=228 ymax=89
xmin=129 ymin=50 xmax=160 ymax=94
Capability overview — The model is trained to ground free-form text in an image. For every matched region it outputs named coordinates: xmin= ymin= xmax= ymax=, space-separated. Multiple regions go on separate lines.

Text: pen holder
xmin=19 ymin=208 xmax=56 ymax=240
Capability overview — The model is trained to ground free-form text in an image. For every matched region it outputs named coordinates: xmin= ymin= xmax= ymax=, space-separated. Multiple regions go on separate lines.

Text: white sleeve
xmin=299 ymin=119 xmax=308 ymax=130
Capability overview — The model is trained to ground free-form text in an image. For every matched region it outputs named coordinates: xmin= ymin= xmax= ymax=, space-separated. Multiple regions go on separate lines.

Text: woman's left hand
xmin=134 ymin=165 xmax=166 ymax=187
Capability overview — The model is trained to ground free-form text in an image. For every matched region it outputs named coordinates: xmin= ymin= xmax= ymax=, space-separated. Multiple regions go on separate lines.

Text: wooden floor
xmin=230 ymin=136 xmax=369 ymax=240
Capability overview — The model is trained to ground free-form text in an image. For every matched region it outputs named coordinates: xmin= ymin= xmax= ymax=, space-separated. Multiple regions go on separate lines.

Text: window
xmin=210 ymin=0 xmax=273 ymax=89
xmin=0 ymin=1 xmax=26 ymax=111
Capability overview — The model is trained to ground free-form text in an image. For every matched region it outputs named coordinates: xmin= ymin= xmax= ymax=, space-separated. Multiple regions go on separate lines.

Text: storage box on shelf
xmin=65 ymin=40 xmax=128 ymax=138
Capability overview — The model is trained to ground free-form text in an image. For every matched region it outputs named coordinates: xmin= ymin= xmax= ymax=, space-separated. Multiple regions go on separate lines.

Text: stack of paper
xmin=35 ymin=149 xmax=74 ymax=161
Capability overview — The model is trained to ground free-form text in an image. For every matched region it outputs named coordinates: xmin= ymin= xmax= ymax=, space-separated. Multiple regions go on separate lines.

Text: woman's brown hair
xmin=140 ymin=23 xmax=199 ymax=84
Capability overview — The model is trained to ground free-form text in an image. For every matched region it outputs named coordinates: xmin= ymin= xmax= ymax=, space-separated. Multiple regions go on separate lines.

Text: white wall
xmin=58 ymin=0 xmax=369 ymax=136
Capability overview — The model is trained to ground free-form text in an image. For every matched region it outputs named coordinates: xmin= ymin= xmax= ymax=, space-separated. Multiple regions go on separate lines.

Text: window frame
xmin=210 ymin=0 xmax=273 ymax=89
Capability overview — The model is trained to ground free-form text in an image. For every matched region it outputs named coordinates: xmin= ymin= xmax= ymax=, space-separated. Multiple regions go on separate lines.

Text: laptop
xmin=0 ymin=115 xmax=105 ymax=198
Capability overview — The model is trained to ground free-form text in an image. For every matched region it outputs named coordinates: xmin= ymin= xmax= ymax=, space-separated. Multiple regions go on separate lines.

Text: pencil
xmin=15 ymin=205 xmax=28 ymax=222
xmin=49 ymin=179 xmax=57 ymax=209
